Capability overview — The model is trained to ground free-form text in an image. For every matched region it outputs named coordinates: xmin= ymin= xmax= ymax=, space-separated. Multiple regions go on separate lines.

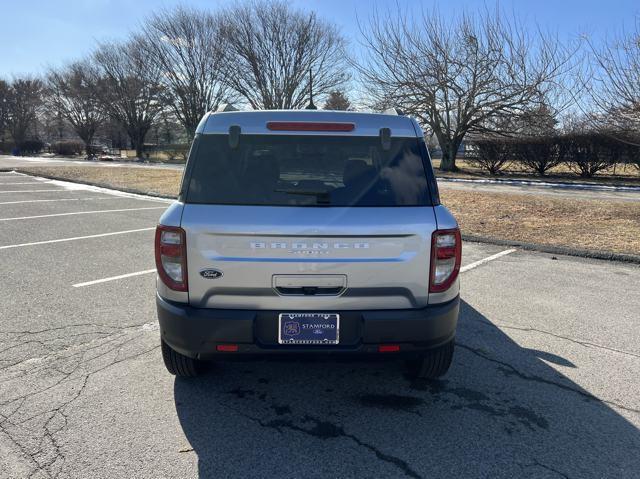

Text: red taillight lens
xmin=429 ymin=228 xmax=461 ymax=293
xmin=266 ymin=122 xmax=355 ymax=132
xmin=216 ymin=344 xmax=239 ymax=352
xmin=378 ymin=344 xmax=401 ymax=353
xmin=155 ymin=225 xmax=188 ymax=292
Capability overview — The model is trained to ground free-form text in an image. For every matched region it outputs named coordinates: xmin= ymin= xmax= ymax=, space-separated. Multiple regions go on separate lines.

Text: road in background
xmin=3 ymin=154 xmax=640 ymax=202
xmin=440 ymin=177 xmax=640 ymax=202
xmin=0 ymin=171 xmax=639 ymax=478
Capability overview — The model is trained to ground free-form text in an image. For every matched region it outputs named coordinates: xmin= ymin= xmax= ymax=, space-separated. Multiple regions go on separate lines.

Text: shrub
xmin=514 ymin=137 xmax=563 ymax=176
xmin=19 ymin=139 xmax=44 ymax=154
xmin=559 ymin=133 xmax=622 ymax=178
xmin=619 ymin=136 xmax=640 ymax=171
xmin=466 ymin=138 xmax=513 ymax=175
xmin=52 ymin=140 xmax=85 ymax=156
xmin=629 ymin=144 xmax=640 ymax=170
xmin=162 ymin=144 xmax=189 ymax=163
xmin=0 ymin=141 xmax=16 ymax=154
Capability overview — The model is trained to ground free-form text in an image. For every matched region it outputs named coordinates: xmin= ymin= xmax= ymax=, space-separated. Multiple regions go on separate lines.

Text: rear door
xmin=182 ymin=131 xmax=438 ymax=310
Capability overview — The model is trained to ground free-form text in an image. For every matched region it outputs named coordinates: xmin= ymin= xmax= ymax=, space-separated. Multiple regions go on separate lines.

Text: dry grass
xmin=440 ymin=186 xmax=640 ymax=255
xmin=18 ymin=166 xmax=182 ymax=197
xmin=17 ymin=165 xmax=640 ymax=256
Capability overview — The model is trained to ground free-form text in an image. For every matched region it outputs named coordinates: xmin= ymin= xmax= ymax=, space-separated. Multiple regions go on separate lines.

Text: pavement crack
xmin=478 ymin=319 xmax=640 ymax=359
xmin=0 ymin=323 xmax=160 ymax=479
xmin=218 ymin=401 xmax=421 ymax=478
xmin=529 ymin=459 xmax=571 ymax=478
xmin=457 ymin=342 xmax=640 ymax=415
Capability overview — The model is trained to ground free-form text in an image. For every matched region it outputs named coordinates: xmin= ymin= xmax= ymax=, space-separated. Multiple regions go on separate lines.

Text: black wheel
xmin=405 ymin=340 xmax=455 ymax=379
xmin=161 ymin=339 xmax=200 ymax=377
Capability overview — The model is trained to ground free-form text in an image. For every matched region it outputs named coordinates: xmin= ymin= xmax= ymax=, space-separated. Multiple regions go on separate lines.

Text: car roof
xmin=196 ymin=110 xmax=420 ymax=137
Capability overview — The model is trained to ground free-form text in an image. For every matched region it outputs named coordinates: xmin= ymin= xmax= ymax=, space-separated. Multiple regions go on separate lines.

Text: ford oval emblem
xmin=200 ymin=269 xmax=223 ymax=279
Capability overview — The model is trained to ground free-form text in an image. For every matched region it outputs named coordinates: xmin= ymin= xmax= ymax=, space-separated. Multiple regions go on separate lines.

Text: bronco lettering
xmin=250 ymin=241 xmax=370 ymax=250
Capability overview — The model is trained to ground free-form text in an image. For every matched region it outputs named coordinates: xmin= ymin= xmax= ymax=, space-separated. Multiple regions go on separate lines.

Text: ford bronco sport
xmin=156 ymin=109 xmax=460 ymax=379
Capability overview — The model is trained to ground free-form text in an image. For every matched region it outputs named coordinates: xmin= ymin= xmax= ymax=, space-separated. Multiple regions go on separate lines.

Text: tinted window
xmin=186 ymin=134 xmax=433 ymax=206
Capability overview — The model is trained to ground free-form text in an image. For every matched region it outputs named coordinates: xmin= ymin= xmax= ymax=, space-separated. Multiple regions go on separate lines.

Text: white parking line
xmin=74 ymin=248 xmax=517 ymax=289
xmin=0 ymin=197 xmax=134 ymax=205
xmin=460 ymin=249 xmax=516 ymax=273
xmin=0 ymin=189 xmax=66 ymax=194
xmin=0 ymin=206 xmax=165 ymax=222
xmin=0 ymin=182 xmax=43 ymax=185
xmin=0 ymin=227 xmax=155 ymax=250
xmin=72 ymin=269 xmax=156 ymax=288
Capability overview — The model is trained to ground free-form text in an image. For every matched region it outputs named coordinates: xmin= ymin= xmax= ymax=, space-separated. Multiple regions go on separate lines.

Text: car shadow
xmin=174 ymin=300 xmax=640 ymax=478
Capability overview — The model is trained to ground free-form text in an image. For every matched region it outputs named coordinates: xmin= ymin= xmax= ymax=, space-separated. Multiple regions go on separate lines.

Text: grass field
xmin=16 ymin=165 xmax=640 ymax=256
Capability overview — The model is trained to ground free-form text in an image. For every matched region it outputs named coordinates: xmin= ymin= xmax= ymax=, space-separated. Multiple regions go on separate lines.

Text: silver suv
xmin=155 ymin=109 xmax=461 ymax=379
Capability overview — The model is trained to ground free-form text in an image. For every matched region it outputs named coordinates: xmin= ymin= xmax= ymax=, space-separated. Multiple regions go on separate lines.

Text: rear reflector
xmin=216 ymin=344 xmax=239 ymax=352
xmin=266 ymin=121 xmax=355 ymax=132
xmin=378 ymin=344 xmax=401 ymax=353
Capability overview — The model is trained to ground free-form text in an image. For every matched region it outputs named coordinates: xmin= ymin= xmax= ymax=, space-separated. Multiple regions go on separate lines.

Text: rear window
xmin=185 ymin=134 xmax=434 ymax=206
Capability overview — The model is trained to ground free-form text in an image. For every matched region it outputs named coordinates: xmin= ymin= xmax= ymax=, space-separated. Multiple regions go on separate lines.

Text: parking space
xmin=0 ymin=173 xmax=638 ymax=478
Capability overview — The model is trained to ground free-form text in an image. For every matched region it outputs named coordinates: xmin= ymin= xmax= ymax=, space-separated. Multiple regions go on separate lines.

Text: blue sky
xmin=0 ymin=0 xmax=638 ymax=76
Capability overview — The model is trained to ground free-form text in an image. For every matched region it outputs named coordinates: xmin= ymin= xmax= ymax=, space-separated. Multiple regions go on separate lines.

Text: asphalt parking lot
xmin=0 ymin=171 xmax=638 ymax=479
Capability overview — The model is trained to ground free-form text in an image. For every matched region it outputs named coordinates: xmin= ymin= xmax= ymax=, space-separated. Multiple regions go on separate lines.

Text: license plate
xmin=278 ymin=313 xmax=340 ymax=345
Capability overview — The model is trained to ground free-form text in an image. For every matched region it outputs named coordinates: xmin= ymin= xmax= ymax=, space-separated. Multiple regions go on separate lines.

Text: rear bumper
xmin=156 ymin=293 xmax=459 ymax=360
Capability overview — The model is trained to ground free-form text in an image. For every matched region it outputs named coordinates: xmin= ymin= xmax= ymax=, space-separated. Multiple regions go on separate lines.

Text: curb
xmin=8 ymin=169 xmax=175 ymax=200
xmin=462 ymin=234 xmax=640 ymax=265
xmin=6 ymin=169 xmax=639 ymax=265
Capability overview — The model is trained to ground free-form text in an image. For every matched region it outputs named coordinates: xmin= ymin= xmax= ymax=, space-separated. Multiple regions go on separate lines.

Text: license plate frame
xmin=278 ymin=313 xmax=340 ymax=345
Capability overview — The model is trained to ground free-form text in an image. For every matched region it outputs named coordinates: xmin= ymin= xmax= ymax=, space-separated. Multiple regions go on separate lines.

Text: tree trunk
xmin=439 ymin=140 xmax=460 ymax=172
xmin=129 ymin=128 xmax=148 ymax=160
xmin=80 ymin=133 xmax=94 ymax=158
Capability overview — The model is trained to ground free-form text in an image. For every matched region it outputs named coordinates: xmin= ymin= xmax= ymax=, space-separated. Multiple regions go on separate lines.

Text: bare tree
xmin=47 ymin=60 xmax=106 ymax=156
xmin=93 ymin=39 xmax=164 ymax=158
xmin=0 ymin=79 xmax=10 ymax=143
xmin=587 ymin=20 xmax=640 ymax=136
xmin=323 ymin=90 xmax=351 ymax=110
xmin=220 ymin=0 xmax=348 ymax=110
xmin=357 ymin=7 xmax=571 ymax=171
xmin=7 ymin=77 xmax=44 ymax=149
xmin=138 ymin=6 xmax=235 ymax=137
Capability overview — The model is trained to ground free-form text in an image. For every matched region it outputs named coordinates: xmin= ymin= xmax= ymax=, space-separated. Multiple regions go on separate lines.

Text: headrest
xmin=245 ymin=154 xmax=279 ymax=186
xmin=343 ymin=159 xmax=374 ymax=187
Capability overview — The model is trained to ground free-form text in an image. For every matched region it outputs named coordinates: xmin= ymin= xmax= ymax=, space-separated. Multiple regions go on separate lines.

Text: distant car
xmin=155 ymin=109 xmax=461 ymax=379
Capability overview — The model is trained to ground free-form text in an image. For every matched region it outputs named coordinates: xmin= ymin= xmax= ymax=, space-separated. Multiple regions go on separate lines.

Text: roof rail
xmin=383 ymin=107 xmax=405 ymax=116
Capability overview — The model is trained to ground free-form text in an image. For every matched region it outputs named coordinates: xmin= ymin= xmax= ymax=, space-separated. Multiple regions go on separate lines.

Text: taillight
xmin=429 ymin=228 xmax=461 ymax=293
xmin=155 ymin=225 xmax=188 ymax=292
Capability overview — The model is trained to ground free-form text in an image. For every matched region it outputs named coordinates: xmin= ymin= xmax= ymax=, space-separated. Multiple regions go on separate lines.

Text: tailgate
xmin=183 ymin=205 xmax=437 ymax=310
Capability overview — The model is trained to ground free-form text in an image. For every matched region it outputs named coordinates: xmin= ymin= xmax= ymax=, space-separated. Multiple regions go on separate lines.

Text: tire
xmin=405 ymin=339 xmax=455 ymax=379
xmin=161 ymin=339 xmax=200 ymax=377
